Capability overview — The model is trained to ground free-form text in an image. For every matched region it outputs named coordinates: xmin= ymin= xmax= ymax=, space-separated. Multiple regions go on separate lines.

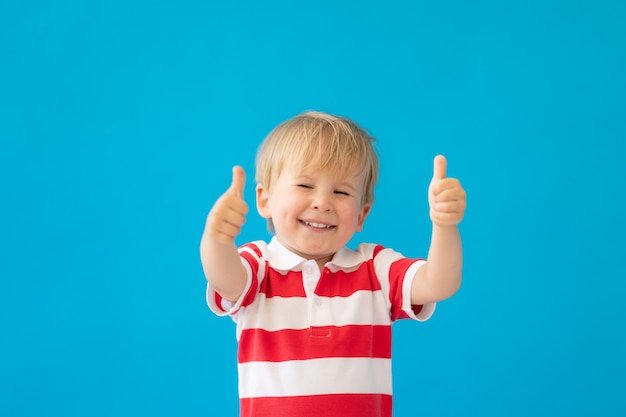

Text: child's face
xmin=256 ymin=164 xmax=372 ymax=265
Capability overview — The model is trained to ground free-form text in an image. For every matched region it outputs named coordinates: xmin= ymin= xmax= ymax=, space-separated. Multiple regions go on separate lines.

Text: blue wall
xmin=1 ymin=1 xmax=624 ymax=416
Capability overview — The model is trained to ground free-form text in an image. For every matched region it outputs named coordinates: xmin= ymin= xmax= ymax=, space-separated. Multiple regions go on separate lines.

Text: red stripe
xmin=238 ymin=325 xmax=391 ymax=363
xmin=411 ymin=304 xmax=423 ymax=316
xmin=259 ymin=268 xmax=306 ymax=298
xmin=240 ymin=393 xmax=392 ymax=417
xmin=213 ymin=292 xmax=226 ymax=312
xmin=240 ymin=250 xmax=260 ymax=277
xmin=316 ymin=262 xmax=382 ymax=297
xmin=240 ymin=242 xmax=263 ymax=258
xmin=390 ymin=304 xmax=423 ymax=320
xmin=239 ymin=250 xmax=261 ymax=308
xmin=387 ymin=257 xmax=421 ymax=321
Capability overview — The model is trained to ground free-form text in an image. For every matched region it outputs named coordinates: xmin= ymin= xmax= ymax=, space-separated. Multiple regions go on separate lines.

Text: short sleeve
xmin=400 ymin=260 xmax=435 ymax=321
xmin=371 ymin=246 xmax=436 ymax=322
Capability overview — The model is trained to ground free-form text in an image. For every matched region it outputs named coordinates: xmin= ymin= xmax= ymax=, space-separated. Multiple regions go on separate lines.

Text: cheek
xmin=274 ymin=194 xmax=303 ymax=216
xmin=340 ymin=203 xmax=363 ymax=223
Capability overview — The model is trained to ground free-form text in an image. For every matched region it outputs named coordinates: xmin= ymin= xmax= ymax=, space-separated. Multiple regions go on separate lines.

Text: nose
xmin=311 ymin=192 xmax=332 ymax=212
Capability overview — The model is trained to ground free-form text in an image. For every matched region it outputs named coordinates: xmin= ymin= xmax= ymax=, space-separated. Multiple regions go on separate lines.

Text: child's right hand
xmin=205 ymin=166 xmax=249 ymax=244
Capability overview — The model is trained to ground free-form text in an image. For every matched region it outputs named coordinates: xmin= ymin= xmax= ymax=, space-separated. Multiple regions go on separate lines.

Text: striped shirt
xmin=207 ymin=237 xmax=435 ymax=417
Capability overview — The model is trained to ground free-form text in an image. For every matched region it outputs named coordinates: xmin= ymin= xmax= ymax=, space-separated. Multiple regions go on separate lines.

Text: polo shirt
xmin=207 ymin=237 xmax=435 ymax=417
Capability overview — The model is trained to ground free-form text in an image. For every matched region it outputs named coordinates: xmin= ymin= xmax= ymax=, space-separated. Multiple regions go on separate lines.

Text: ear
xmin=356 ymin=204 xmax=372 ymax=232
xmin=256 ymin=184 xmax=272 ymax=219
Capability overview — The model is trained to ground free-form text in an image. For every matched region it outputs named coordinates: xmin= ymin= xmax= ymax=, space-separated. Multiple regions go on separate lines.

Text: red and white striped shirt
xmin=207 ymin=237 xmax=435 ymax=417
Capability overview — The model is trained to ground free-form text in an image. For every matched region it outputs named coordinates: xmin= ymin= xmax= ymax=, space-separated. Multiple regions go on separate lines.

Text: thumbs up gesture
xmin=206 ymin=166 xmax=249 ymax=243
xmin=428 ymin=155 xmax=466 ymax=226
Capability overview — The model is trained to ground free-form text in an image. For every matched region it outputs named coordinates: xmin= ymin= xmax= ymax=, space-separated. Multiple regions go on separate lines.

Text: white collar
xmin=267 ymin=237 xmax=366 ymax=271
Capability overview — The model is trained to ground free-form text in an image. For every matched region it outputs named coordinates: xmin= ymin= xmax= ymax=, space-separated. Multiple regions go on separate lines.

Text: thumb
xmin=229 ymin=166 xmax=246 ymax=197
xmin=433 ymin=155 xmax=447 ymax=180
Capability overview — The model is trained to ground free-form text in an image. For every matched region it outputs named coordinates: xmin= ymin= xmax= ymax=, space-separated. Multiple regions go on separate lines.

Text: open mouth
xmin=300 ymin=220 xmax=335 ymax=229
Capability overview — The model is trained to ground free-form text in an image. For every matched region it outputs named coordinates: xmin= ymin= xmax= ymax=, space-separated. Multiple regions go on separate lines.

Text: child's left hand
xmin=428 ymin=155 xmax=466 ymax=226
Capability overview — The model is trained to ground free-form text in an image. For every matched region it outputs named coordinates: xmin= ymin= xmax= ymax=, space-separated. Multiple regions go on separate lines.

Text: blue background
xmin=1 ymin=1 xmax=625 ymax=416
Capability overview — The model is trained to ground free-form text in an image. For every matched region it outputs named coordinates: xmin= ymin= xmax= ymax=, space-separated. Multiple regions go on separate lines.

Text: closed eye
xmin=334 ymin=190 xmax=350 ymax=196
xmin=297 ymin=184 xmax=313 ymax=189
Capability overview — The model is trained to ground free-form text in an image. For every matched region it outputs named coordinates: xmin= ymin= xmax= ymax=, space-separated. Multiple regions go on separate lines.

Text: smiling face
xmin=256 ymin=164 xmax=372 ymax=266
xmin=254 ymin=111 xmax=379 ymax=265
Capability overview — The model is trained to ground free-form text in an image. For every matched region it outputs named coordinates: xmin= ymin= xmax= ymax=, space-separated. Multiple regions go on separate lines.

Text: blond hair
xmin=255 ymin=111 xmax=379 ymax=206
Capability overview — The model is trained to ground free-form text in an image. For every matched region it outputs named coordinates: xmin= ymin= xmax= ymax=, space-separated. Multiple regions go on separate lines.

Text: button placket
xmin=301 ymin=260 xmax=321 ymax=332
xmin=309 ymin=266 xmax=332 ymax=338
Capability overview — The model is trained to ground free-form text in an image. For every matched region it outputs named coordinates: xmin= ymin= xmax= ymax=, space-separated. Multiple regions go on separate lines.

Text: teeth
xmin=303 ymin=221 xmax=331 ymax=229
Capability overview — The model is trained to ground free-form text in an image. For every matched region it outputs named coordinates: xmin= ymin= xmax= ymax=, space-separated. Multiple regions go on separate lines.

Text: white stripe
xmin=235 ymin=290 xmax=392 ymax=334
xmin=238 ymin=357 xmax=392 ymax=398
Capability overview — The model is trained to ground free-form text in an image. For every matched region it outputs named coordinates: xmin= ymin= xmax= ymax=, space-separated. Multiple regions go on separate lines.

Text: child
xmin=200 ymin=111 xmax=466 ymax=417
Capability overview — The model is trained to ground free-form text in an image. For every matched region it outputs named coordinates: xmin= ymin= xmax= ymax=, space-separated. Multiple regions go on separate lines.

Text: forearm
xmin=422 ymin=225 xmax=463 ymax=300
xmin=200 ymin=233 xmax=248 ymax=302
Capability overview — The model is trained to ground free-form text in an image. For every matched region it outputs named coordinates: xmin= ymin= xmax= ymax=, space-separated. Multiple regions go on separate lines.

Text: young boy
xmin=200 ymin=111 xmax=466 ymax=417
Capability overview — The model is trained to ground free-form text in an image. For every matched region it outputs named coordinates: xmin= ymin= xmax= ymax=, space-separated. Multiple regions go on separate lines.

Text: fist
xmin=428 ymin=155 xmax=466 ymax=226
xmin=206 ymin=166 xmax=249 ymax=243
